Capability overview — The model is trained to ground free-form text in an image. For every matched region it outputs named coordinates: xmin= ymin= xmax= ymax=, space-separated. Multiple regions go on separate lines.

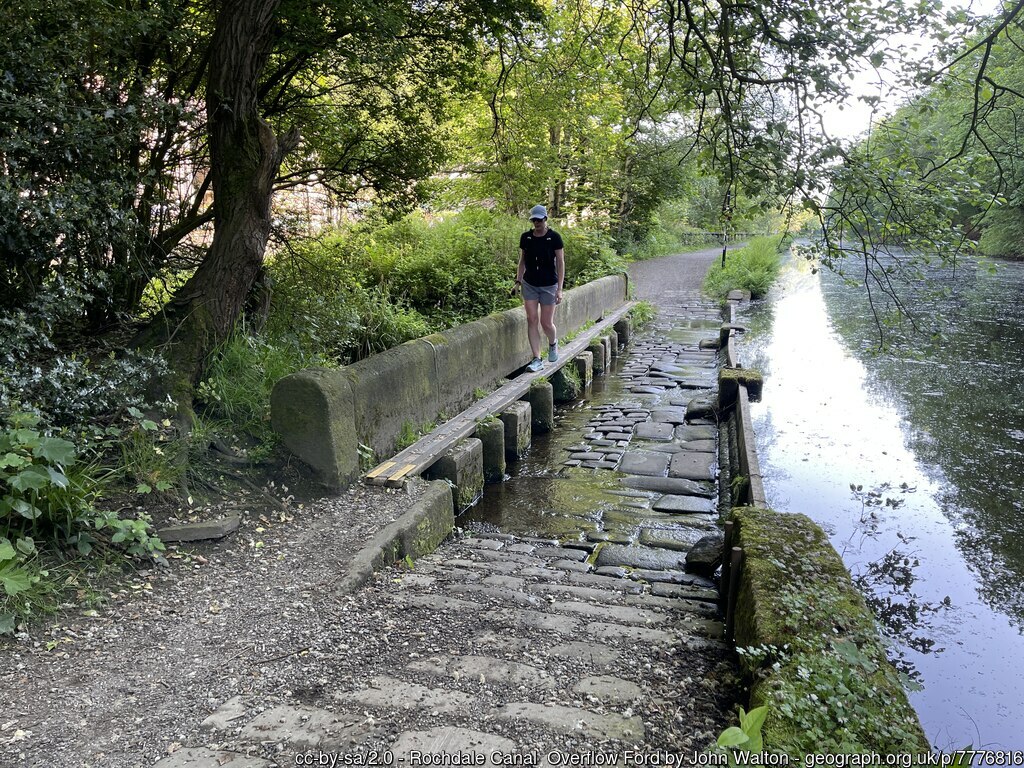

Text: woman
xmin=514 ymin=204 xmax=565 ymax=372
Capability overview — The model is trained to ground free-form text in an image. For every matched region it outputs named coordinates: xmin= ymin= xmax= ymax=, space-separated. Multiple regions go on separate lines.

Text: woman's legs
xmin=524 ymin=299 xmax=541 ymax=358
xmin=540 ymin=302 xmax=557 ymax=347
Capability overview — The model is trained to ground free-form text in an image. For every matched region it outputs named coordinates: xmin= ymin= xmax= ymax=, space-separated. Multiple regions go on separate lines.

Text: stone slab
xmin=154 ymin=749 xmax=271 ymax=768
xmin=546 ymin=640 xmax=620 ymax=665
xmin=618 ymin=450 xmax=670 ymax=476
xmin=620 ymin=476 xmax=715 ymax=497
xmin=638 ymin=527 xmax=706 ymax=551
xmin=335 ymin=676 xmax=476 ymax=714
xmin=390 ymin=727 xmax=515 ymax=759
xmin=651 ymin=494 xmax=714 ymax=514
xmin=486 ymin=608 xmax=580 ymax=634
xmin=675 ymin=425 xmax=717 ymax=441
xmin=633 ymin=422 xmax=675 ymax=441
xmin=573 ymin=675 xmax=644 ymax=704
xmin=495 ymin=702 xmax=645 ymax=740
xmin=668 ymin=451 xmax=716 ymax=481
xmin=649 ymin=408 xmax=688 ymax=424
xmin=408 ymin=655 xmax=554 ymax=688
xmin=239 ymin=704 xmax=374 ymax=750
xmin=583 ymin=621 xmax=676 ymax=646
xmin=594 ymin=543 xmax=688 ymax=571
xmin=157 ymin=515 xmax=240 ymax=543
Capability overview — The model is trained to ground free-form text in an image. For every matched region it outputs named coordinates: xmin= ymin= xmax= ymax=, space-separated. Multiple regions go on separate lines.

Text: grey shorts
xmin=522 ymin=280 xmax=558 ymax=306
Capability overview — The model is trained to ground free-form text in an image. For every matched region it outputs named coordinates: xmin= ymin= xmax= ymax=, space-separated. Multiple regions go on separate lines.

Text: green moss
xmin=730 ymin=507 xmax=929 ymax=755
xmin=720 ymin=367 xmax=764 ymax=404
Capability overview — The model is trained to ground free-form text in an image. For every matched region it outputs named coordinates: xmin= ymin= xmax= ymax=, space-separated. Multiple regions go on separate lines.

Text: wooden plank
xmin=363 ymin=302 xmax=634 ymax=486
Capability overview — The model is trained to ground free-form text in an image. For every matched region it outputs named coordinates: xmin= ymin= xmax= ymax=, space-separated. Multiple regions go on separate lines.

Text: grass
xmin=703 ymin=235 xmax=788 ymax=299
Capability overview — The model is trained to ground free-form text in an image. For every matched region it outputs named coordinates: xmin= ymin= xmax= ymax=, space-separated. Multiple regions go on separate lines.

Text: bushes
xmin=265 ymin=209 xmax=623 ymax=365
xmin=703 ymin=235 xmax=788 ymax=299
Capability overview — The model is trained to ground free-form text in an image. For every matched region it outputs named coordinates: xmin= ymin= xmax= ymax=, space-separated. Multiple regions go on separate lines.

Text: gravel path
xmin=0 ymin=249 xmax=738 ymax=767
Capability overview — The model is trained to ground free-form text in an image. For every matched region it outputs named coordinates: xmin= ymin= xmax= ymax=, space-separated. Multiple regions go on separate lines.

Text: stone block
xmin=271 ymin=367 xmax=358 ymax=489
xmin=499 ymin=401 xmax=532 ymax=460
xmin=668 ymin=451 xmax=716 ymax=481
xmin=474 ymin=418 xmax=506 ymax=484
xmin=425 ymin=437 xmax=484 ymax=512
xmin=686 ymin=531 xmax=725 ymax=575
xmin=613 ymin=316 xmax=632 ymax=346
xmin=528 ymin=380 xmax=554 ymax=433
xmin=574 ymin=351 xmax=594 ymax=390
xmin=157 ymin=515 xmax=240 ymax=543
xmin=587 ymin=340 xmax=606 ymax=375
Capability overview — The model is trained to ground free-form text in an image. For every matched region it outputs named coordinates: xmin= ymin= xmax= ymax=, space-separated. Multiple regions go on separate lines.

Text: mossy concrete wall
xmin=729 ymin=506 xmax=930 ymax=755
xmin=271 ymin=274 xmax=628 ymax=488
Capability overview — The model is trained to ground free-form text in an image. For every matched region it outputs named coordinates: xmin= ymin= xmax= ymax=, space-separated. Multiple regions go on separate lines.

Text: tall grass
xmin=703 ymin=235 xmax=788 ymax=299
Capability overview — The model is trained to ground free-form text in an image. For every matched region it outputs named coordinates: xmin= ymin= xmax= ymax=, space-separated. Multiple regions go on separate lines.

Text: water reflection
xmin=737 ymin=251 xmax=1024 ymax=749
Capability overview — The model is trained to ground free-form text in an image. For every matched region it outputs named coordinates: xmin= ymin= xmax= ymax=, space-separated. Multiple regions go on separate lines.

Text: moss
xmin=719 ymin=367 xmax=764 ymax=405
xmin=730 ymin=507 xmax=929 ymax=755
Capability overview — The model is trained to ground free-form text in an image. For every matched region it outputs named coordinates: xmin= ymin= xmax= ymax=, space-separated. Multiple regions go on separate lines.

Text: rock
xmin=686 ymin=531 xmax=726 ymax=575
xmin=594 ymin=543 xmax=688 ymax=571
xmin=157 ymin=515 xmax=241 ymax=543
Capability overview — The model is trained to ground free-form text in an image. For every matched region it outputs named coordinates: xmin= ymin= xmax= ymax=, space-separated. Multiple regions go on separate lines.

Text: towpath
xmin=1 ymin=248 xmax=736 ymax=767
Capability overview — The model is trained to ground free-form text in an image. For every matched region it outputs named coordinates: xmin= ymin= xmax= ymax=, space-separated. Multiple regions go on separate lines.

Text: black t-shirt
xmin=519 ymin=228 xmax=564 ymax=287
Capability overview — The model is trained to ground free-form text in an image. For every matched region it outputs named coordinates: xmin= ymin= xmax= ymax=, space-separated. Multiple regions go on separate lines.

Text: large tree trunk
xmin=133 ymin=0 xmax=297 ymax=416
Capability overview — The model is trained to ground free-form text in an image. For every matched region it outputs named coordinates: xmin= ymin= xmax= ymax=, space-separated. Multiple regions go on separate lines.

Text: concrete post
xmin=474 ymin=418 xmax=506 ymax=484
xmin=424 ymin=438 xmax=484 ymax=513
xmin=528 ymin=380 xmax=554 ymax=433
xmin=499 ymin=401 xmax=532 ymax=460
xmin=607 ymin=329 xmax=620 ymax=357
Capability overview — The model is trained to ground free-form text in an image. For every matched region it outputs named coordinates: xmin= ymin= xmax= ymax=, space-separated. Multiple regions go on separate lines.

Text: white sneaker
xmin=526 ymin=357 xmax=543 ymax=372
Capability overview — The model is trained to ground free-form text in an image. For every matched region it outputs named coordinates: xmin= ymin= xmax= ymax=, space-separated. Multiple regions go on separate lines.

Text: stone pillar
xmin=600 ymin=335 xmax=613 ymax=370
xmin=499 ymin=401 xmax=532 ymax=461
xmin=528 ymin=380 xmax=554 ymax=433
xmin=424 ymin=438 xmax=484 ymax=512
xmin=607 ymin=329 xmax=620 ymax=357
xmin=574 ymin=351 xmax=594 ymax=391
xmin=587 ymin=341 xmax=606 ymax=376
xmin=474 ymin=417 xmax=506 ymax=484
xmin=551 ymin=366 xmax=582 ymax=403
xmin=614 ymin=317 xmax=631 ymax=346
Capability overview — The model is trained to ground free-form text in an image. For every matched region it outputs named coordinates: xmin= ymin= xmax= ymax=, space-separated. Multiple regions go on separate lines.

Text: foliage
xmin=0 ymin=411 xmax=165 ymax=632
xmin=629 ymin=301 xmax=656 ymax=328
xmin=198 ymin=329 xmax=332 ymax=454
xmin=265 ymin=209 xmax=624 ymax=364
xmin=703 ymin=237 xmax=787 ymax=300
xmin=716 ymin=705 xmax=769 ymax=762
xmin=0 ymin=278 xmax=167 ymax=428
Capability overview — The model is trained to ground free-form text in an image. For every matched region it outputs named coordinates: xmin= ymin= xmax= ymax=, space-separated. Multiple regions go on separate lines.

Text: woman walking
xmin=514 ymin=204 xmax=565 ymax=372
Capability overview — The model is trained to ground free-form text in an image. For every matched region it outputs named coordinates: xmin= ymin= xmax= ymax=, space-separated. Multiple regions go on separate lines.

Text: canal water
xmin=735 ymin=249 xmax=1024 ymax=750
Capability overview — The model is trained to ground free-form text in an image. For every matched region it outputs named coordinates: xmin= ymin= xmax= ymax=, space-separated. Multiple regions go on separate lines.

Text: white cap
xmin=529 ymin=204 xmax=547 ymax=219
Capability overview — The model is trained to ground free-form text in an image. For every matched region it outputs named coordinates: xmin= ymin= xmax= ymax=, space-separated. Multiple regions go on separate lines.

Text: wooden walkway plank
xmin=365 ymin=302 xmax=635 ymax=487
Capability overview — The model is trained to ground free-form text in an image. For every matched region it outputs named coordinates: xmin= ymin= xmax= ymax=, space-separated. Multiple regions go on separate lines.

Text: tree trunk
xmin=133 ymin=0 xmax=297 ymax=416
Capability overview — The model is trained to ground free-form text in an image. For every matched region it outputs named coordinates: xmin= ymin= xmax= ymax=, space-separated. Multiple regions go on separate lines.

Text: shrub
xmin=703 ymin=235 xmax=788 ymax=299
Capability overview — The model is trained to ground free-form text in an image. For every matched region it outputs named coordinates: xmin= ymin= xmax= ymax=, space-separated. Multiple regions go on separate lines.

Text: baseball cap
xmin=529 ymin=204 xmax=547 ymax=220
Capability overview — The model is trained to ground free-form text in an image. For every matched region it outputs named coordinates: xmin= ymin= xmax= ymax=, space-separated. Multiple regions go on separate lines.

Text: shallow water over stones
xmin=461 ymin=302 xmax=725 ymax=583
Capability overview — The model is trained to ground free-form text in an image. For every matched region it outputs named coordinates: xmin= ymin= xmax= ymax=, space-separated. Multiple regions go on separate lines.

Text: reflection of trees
xmin=820 ymin=258 xmax=1024 ymax=627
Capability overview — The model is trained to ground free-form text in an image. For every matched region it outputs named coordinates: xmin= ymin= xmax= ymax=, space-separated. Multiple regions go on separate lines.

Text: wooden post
xmin=725 ymin=545 xmax=743 ymax=644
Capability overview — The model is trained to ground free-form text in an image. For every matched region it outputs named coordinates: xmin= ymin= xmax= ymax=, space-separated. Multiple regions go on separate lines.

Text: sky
xmin=819 ymin=0 xmax=1006 ymax=140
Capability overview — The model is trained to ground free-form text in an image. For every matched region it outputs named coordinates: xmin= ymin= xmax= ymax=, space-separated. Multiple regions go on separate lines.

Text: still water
xmin=736 ymin=250 xmax=1024 ymax=750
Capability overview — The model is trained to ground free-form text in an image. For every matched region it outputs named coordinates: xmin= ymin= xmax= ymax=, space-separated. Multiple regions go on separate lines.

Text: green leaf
xmin=0 ymin=452 xmax=29 ymax=469
xmin=0 ymin=613 xmax=15 ymax=635
xmin=9 ymin=466 xmax=50 ymax=492
xmin=717 ymin=726 xmax=750 ymax=748
xmin=141 ymin=419 xmax=159 ymax=431
xmin=47 ymin=467 xmax=70 ymax=488
xmin=15 ymin=536 xmax=35 ymax=555
xmin=0 ymin=564 xmax=34 ymax=596
xmin=11 ymin=498 xmax=41 ymax=519
xmin=136 ymin=483 xmax=152 ymax=494
xmin=0 ymin=539 xmax=16 ymax=563
xmin=33 ymin=436 xmax=76 ymax=465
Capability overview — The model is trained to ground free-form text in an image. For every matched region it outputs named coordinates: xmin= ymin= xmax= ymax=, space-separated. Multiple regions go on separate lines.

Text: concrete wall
xmin=271 ymin=274 xmax=628 ymax=488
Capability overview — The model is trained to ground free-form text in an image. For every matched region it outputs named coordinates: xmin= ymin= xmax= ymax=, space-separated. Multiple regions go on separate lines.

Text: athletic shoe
xmin=526 ymin=357 xmax=543 ymax=372
xmin=548 ymin=342 xmax=559 ymax=363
